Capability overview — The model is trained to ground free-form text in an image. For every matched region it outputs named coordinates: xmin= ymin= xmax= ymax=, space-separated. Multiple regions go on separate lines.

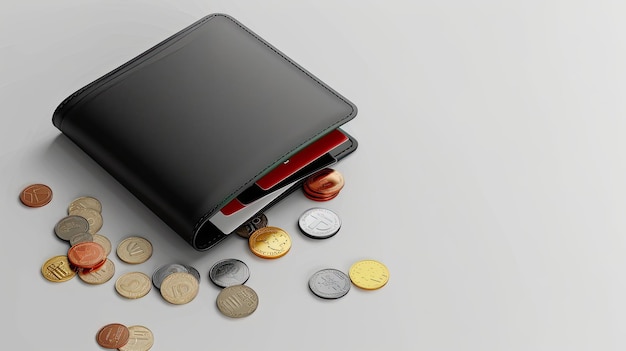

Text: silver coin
xmin=183 ymin=264 xmax=201 ymax=284
xmin=152 ymin=263 xmax=189 ymax=289
xmin=298 ymin=208 xmax=341 ymax=239
xmin=69 ymin=232 xmax=93 ymax=246
xmin=308 ymin=268 xmax=351 ymax=299
xmin=209 ymin=258 xmax=250 ymax=288
xmin=54 ymin=215 xmax=90 ymax=241
xmin=234 ymin=213 xmax=268 ymax=238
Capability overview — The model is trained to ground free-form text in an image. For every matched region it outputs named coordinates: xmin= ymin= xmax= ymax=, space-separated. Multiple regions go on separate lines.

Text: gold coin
xmin=248 ymin=226 xmax=291 ymax=259
xmin=116 ymin=236 xmax=153 ymax=264
xmin=115 ymin=272 xmax=152 ymax=299
xmin=160 ymin=272 xmax=199 ymax=305
xmin=68 ymin=196 xmax=102 ymax=214
xmin=118 ymin=325 xmax=154 ymax=351
xmin=79 ymin=258 xmax=115 ymax=285
xmin=216 ymin=285 xmax=259 ymax=318
xmin=92 ymin=233 xmax=112 ymax=256
xmin=348 ymin=260 xmax=390 ymax=290
xmin=71 ymin=207 xmax=103 ymax=234
xmin=41 ymin=255 xmax=75 ymax=282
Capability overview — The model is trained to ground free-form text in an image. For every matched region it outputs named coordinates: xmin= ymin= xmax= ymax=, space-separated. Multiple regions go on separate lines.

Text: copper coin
xmin=96 ymin=323 xmax=130 ymax=349
xmin=19 ymin=183 xmax=52 ymax=207
xmin=303 ymin=187 xmax=339 ymax=202
xmin=67 ymin=241 xmax=105 ymax=269
xmin=304 ymin=168 xmax=344 ymax=196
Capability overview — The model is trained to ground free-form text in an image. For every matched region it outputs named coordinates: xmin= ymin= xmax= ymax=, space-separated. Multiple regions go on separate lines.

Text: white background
xmin=2 ymin=1 xmax=626 ymax=350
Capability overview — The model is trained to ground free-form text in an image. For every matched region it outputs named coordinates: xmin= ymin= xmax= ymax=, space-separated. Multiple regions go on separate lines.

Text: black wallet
xmin=52 ymin=14 xmax=358 ymax=251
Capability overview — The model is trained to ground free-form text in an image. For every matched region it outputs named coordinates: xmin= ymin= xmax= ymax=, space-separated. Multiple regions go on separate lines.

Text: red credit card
xmin=220 ymin=198 xmax=245 ymax=216
xmin=255 ymin=129 xmax=348 ymax=190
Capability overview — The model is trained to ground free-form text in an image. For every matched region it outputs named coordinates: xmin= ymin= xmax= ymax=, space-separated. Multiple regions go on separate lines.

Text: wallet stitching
xmin=192 ymin=14 xmax=357 ymax=236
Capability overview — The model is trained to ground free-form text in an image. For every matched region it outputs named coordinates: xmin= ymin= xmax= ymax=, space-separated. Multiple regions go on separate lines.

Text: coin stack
xmin=96 ymin=323 xmax=154 ymax=351
xmin=302 ymin=168 xmax=345 ymax=201
xmin=151 ymin=263 xmax=201 ymax=304
xmin=208 ymin=258 xmax=258 ymax=318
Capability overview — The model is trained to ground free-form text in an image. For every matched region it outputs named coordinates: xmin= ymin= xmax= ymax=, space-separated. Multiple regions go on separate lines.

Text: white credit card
xmin=209 ymin=179 xmax=298 ymax=234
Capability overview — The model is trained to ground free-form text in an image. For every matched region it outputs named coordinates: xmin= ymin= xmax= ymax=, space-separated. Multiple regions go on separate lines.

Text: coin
xmin=160 ymin=272 xmax=199 ymax=305
xmin=67 ymin=241 xmax=106 ymax=269
xmin=151 ymin=263 xmax=189 ymax=290
xmin=298 ymin=207 xmax=341 ymax=239
xmin=248 ymin=226 xmax=291 ymax=259
xmin=183 ymin=264 xmax=201 ymax=284
xmin=54 ymin=215 xmax=90 ymax=241
xmin=216 ymin=285 xmax=259 ymax=318
xmin=117 ymin=236 xmax=153 ymax=264
xmin=79 ymin=258 xmax=115 ymax=285
xmin=234 ymin=213 xmax=268 ymax=238
xmin=71 ymin=207 xmax=103 ymax=234
xmin=302 ymin=168 xmax=344 ymax=201
xmin=19 ymin=183 xmax=53 ymax=207
xmin=118 ymin=325 xmax=154 ymax=351
xmin=348 ymin=260 xmax=390 ymax=290
xmin=96 ymin=323 xmax=130 ymax=349
xmin=41 ymin=255 xmax=75 ymax=282
xmin=209 ymin=258 xmax=250 ymax=288
xmin=69 ymin=232 xmax=93 ymax=246
xmin=92 ymin=233 xmax=112 ymax=256
xmin=68 ymin=196 xmax=102 ymax=214
xmin=308 ymin=268 xmax=351 ymax=299
xmin=115 ymin=272 xmax=152 ymax=299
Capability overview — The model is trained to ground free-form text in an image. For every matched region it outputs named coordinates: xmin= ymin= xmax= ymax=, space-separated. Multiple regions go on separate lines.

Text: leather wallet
xmin=52 ymin=13 xmax=358 ymax=251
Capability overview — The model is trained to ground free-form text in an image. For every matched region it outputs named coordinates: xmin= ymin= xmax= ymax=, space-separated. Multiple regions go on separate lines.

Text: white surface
xmin=2 ymin=1 xmax=626 ymax=350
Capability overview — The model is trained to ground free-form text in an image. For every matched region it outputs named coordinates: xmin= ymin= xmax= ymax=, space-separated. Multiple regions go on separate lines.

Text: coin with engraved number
xmin=308 ymin=268 xmax=351 ymax=299
xmin=68 ymin=196 xmax=102 ymax=214
xmin=96 ymin=323 xmax=130 ymax=349
xmin=41 ymin=255 xmax=75 ymax=282
xmin=92 ymin=234 xmax=112 ymax=256
xmin=298 ymin=207 xmax=341 ymax=239
xmin=79 ymin=258 xmax=115 ymax=285
xmin=118 ymin=325 xmax=154 ymax=351
xmin=160 ymin=272 xmax=199 ymax=305
xmin=69 ymin=232 xmax=93 ymax=246
xmin=248 ymin=226 xmax=291 ymax=259
xmin=71 ymin=207 xmax=103 ymax=234
xmin=209 ymin=258 xmax=250 ymax=288
xmin=152 ymin=263 xmax=189 ymax=290
xmin=67 ymin=241 xmax=106 ymax=269
xmin=54 ymin=215 xmax=90 ymax=241
xmin=20 ymin=183 xmax=53 ymax=207
xmin=216 ymin=284 xmax=259 ymax=318
xmin=348 ymin=260 xmax=390 ymax=290
xmin=117 ymin=236 xmax=153 ymax=264
xmin=115 ymin=272 xmax=152 ymax=299
xmin=235 ymin=213 xmax=268 ymax=238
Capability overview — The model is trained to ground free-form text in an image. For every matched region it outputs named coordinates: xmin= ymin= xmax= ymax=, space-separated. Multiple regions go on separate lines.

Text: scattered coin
xmin=216 ymin=284 xmax=259 ymax=318
xmin=115 ymin=272 xmax=152 ymax=299
xmin=20 ymin=183 xmax=53 ymax=207
xmin=209 ymin=258 xmax=250 ymax=288
xmin=96 ymin=323 xmax=130 ymax=349
xmin=69 ymin=232 xmax=93 ymax=246
xmin=160 ymin=272 xmax=199 ymax=305
xmin=79 ymin=258 xmax=115 ymax=285
xmin=70 ymin=207 xmax=103 ymax=234
xmin=118 ymin=325 xmax=154 ymax=351
xmin=308 ymin=268 xmax=351 ymax=299
xmin=234 ymin=213 xmax=269 ymax=238
xmin=68 ymin=196 xmax=102 ymax=214
xmin=92 ymin=233 xmax=112 ymax=256
xmin=248 ymin=226 xmax=292 ymax=259
xmin=348 ymin=260 xmax=390 ymax=290
xmin=41 ymin=255 xmax=75 ymax=282
xmin=182 ymin=264 xmax=201 ymax=284
xmin=117 ymin=236 xmax=153 ymax=264
xmin=298 ymin=207 xmax=341 ymax=239
xmin=152 ymin=263 xmax=189 ymax=290
xmin=67 ymin=241 xmax=106 ymax=269
xmin=54 ymin=215 xmax=90 ymax=241
xmin=302 ymin=168 xmax=344 ymax=201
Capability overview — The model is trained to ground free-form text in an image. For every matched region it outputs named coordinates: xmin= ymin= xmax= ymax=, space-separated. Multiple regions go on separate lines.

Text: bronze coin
xmin=96 ymin=323 xmax=130 ymax=349
xmin=67 ymin=242 xmax=105 ymax=269
xmin=304 ymin=168 xmax=344 ymax=196
xmin=19 ymin=183 xmax=53 ymax=207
